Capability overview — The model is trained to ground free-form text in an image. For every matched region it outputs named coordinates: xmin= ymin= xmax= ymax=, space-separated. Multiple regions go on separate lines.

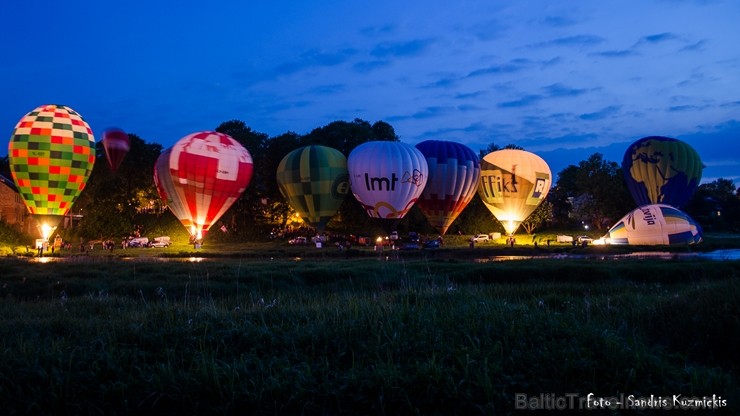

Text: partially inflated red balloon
xmin=101 ymin=127 xmax=130 ymax=172
xmin=154 ymin=131 xmax=253 ymax=239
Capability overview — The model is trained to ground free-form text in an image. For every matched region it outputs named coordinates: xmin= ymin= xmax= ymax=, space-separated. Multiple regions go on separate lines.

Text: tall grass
xmin=0 ymin=257 xmax=738 ymax=415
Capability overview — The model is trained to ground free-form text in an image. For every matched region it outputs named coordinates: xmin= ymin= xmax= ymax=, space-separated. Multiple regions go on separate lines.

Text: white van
xmin=150 ymin=236 xmax=171 ymax=248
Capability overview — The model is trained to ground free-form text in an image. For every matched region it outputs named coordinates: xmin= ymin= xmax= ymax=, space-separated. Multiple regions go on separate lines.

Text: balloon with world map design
xmin=622 ymin=136 xmax=702 ymax=209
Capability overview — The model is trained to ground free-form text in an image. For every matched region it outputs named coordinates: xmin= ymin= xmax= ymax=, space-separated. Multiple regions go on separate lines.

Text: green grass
xmin=0 ymin=257 xmax=738 ymax=415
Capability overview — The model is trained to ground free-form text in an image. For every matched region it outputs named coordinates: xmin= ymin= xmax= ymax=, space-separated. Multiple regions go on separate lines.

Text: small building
xmin=0 ymin=173 xmax=35 ymax=234
xmin=0 ymin=173 xmax=85 ymax=237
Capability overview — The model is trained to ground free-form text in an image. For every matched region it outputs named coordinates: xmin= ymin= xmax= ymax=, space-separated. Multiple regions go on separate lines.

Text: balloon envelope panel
xmin=154 ymin=147 xmax=193 ymax=230
xmin=8 ymin=104 xmax=95 ymax=221
xmin=101 ymin=127 xmax=130 ymax=172
xmin=276 ymin=145 xmax=349 ymax=232
xmin=603 ymin=204 xmax=702 ymax=245
xmin=348 ymin=141 xmax=428 ymax=219
xmin=154 ymin=131 xmax=253 ymax=237
xmin=415 ymin=140 xmax=480 ymax=235
xmin=622 ymin=136 xmax=702 ymax=208
xmin=477 ymin=149 xmax=551 ymax=235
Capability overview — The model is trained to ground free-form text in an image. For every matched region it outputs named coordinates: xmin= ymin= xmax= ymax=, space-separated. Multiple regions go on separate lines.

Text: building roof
xmin=0 ymin=173 xmax=18 ymax=193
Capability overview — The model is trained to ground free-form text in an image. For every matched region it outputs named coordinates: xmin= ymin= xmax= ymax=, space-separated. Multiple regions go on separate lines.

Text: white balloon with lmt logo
xmin=348 ymin=141 xmax=428 ymax=219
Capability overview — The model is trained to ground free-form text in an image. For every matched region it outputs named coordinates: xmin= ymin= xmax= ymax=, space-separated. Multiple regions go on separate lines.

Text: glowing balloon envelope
xmin=8 ymin=104 xmax=96 ymax=237
xmin=276 ymin=145 xmax=349 ymax=232
xmin=415 ymin=140 xmax=481 ymax=235
xmin=599 ymin=204 xmax=702 ymax=245
xmin=153 ymin=131 xmax=253 ymax=239
xmin=477 ymin=149 xmax=551 ymax=235
xmin=154 ymin=147 xmax=193 ymax=231
xmin=101 ymin=127 xmax=130 ymax=172
xmin=622 ymin=136 xmax=703 ymax=208
xmin=348 ymin=141 xmax=428 ymax=219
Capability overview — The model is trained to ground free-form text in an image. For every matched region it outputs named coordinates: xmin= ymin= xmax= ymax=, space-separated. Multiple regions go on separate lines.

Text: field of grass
xmin=0 ymin=254 xmax=738 ymax=415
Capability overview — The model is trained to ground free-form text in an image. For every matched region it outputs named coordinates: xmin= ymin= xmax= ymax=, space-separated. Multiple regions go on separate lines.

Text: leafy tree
xmin=450 ymin=197 xmax=504 ymax=235
xmin=477 ymin=143 xmax=523 ymax=159
xmin=685 ymin=178 xmax=740 ymax=231
xmin=548 ymin=165 xmax=578 ymax=227
xmin=259 ymin=132 xmax=303 ymax=229
xmin=0 ymin=156 xmax=9 ymax=179
xmin=216 ymin=120 xmax=268 ymax=158
xmin=550 ymin=153 xmax=632 ymax=230
xmin=71 ymin=134 xmax=162 ymax=240
xmin=211 ymin=120 xmax=272 ymax=237
xmin=521 ymin=200 xmax=554 ymax=234
xmin=302 ymin=118 xmax=399 ymax=155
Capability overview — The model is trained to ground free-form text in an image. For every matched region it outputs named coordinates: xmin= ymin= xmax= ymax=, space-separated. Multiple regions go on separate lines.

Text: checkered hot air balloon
xmin=276 ymin=145 xmax=349 ymax=233
xmin=153 ymin=131 xmax=253 ymax=240
xmin=8 ymin=104 xmax=96 ymax=237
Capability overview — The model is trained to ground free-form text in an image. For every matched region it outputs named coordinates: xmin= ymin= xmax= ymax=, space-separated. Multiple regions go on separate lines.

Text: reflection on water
xmin=13 ymin=249 xmax=740 ymax=264
xmin=474 ymin=249 xmax=740 ymax=263
xmin=696 ymin=249 xmax=740 ymax=260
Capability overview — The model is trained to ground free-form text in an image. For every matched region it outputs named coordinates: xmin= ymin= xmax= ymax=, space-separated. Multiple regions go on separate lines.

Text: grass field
xmin=1 ymin=238 xmax=739 ymax=415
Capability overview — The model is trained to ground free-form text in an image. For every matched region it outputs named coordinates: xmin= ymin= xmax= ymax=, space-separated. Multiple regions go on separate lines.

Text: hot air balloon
xmin=622 ymin=136 xmax=703 ymax=208
xmin=101 ymin=127 xmax=130 ymax=173
xmin=415 ymin=140 xmax=480 ymax=235
xmin=347 ymin=141 xmax=428 ymax=220
xmin=597 ymin=204 xmax=702 ymax=245
xmin=276 ymin=145 xmax=349 ymax=233
xmin=153 ymin=131 xmax=253 ymax=240
xmin=477 ymin=149 xmax=551 ymax=236
xmin=8 ymin=104 xmax=96 ymax=239
xmin=154 ymin=147 xmax=193 ymax=231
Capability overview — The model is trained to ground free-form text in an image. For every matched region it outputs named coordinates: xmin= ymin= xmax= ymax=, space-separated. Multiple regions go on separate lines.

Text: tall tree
xmin=216 ymin=120 xmax=268 ymax=161
xmin=302 ymin=118 xmax=399 ymax=156
xmin=212 ymin=120 xmax=271 ymax=238
xmin=550 ymin=153 xmax=632 ymax=230
xmin=521 ymin=200 xmax=554 ymax=234
xmin=477 ymin=143 xmax=524 ymax=159
xmin=685 ymin=178 xmax=740 ymax=231
xmin=72 ymin=134 xmax=162 ymax=239
xmin=0 ymin=156 xmax=9 ymax=179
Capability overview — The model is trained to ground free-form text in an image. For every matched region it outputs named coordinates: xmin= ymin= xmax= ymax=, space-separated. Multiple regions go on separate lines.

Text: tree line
xmin=1 ymin=118 xmax=739 ymax=242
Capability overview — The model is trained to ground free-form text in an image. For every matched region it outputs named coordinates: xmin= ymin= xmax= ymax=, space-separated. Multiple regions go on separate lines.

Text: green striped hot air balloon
xmin=276 ymin=145 xmax=349 ymax=233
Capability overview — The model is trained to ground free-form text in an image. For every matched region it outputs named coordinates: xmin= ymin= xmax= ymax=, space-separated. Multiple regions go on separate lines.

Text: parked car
xmin=472 ymin=234 xmax=490 ymax=243
xmin=576 ymin=235 xmax=593 ymax=245
xmin=399 ymin=242 xmax=421 ymax=250
xmin=127 ymin=237 xmax=149 ymax=248
xmin=423 ymin=239 xmax=440 ymax=249
xmin=389 ymin=231 xmax=399 ymax=241
xmin=289 ymin=236 xmax=307 ymax=245
xmin=150 ymin=236 xmax=171 ymax=248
